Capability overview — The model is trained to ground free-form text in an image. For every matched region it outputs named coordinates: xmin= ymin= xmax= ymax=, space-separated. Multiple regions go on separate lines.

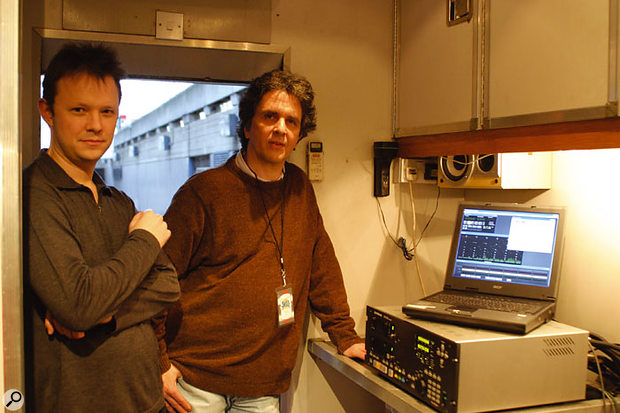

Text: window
xmin=40 ymin=77 xmax=247 ymax=214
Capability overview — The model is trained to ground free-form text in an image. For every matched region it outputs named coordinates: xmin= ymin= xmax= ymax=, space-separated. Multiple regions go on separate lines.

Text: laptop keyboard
xmin=427 ymin=292 xmax=541 ymax=314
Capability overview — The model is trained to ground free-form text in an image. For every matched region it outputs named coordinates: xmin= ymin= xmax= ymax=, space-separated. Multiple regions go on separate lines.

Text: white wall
xmin=544 ymin=150 xmax=620 ymax=341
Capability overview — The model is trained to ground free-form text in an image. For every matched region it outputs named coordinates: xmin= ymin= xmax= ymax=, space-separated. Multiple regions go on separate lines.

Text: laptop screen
xmin=446 ymin=204 xmax=564 ymax=298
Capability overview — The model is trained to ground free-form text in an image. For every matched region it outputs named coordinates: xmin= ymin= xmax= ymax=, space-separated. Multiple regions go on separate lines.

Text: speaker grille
xmin=439 ymin=155 xmax=473 ymax=183
xmin=477 ymin=154 xmax=496 ymax=172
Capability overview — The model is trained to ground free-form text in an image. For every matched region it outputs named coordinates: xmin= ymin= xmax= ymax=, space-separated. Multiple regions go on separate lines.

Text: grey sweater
xmin=23 ymin=151 xmax=180 ymax=413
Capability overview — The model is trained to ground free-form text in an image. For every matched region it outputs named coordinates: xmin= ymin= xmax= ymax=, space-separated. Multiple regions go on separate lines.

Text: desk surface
xmin=307 ymin=339 xmax=612 ymax=413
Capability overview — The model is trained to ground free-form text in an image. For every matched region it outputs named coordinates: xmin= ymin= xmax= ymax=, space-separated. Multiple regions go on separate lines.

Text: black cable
xmin=397 ymin=237 xmax=414 ymax=261
xmin=591 ymin=339 xmax=620 ymax=352
xmin=376 ymin=198 xmax=414 ymax=261
xmin=590 ymin=332 xmax=609 ymax=342
xmin=376 ymin=183 xmax=441 ymax=261
xmin=588 ymin=333 xmax=620 ymax=397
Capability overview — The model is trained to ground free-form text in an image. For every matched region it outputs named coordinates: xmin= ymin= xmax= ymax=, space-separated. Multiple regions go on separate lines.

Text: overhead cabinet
xmin=488 ymin=0 xmax=613 ymax=128
xmin=398 ymin=0 xmax=476 ymax=136
xmin=397 ymin=0 xmax=617 ymax=139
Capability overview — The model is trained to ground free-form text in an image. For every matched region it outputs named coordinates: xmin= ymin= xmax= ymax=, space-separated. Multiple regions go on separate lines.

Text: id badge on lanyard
xmin=276 ymin=284 xmax=294 ymax=327
xmin=276 ymin=266 xmax=294 ymax=326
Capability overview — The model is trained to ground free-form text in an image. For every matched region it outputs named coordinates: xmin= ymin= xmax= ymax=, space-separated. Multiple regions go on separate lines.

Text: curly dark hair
xmin=237 ymin=70 xmax=317 ymax=150
xmin=42 ymin=43 xmax=126 ymax=113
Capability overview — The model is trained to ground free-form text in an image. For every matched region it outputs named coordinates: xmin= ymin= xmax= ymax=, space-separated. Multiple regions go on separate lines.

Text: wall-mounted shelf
xmin=397 ymin=117 xmax=620 ymax=158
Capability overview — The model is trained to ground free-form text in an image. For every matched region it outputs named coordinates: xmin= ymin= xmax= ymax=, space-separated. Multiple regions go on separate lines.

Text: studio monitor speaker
xmin=438 ymin=152 xmax=551 ymax=189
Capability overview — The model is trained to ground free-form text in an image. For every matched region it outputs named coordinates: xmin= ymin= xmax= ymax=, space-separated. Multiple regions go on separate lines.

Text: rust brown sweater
xmin=157 ymin=157 xmax=362 ymax=396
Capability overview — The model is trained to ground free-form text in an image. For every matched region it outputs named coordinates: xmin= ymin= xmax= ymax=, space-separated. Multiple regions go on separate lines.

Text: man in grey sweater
xmin=23 ymin=43 xmax=180 ymax=413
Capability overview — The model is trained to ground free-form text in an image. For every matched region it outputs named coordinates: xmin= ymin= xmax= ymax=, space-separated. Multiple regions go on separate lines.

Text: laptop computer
xmin=402 ymin=203 xmax=565 ymax=334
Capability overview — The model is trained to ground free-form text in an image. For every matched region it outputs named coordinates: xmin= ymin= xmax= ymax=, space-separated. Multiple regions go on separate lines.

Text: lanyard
xmin=250 ymin=169 xmax=287 ymax=286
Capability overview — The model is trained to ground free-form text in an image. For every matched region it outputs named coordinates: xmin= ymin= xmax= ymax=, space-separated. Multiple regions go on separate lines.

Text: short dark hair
xmin=237 ymin=70 xmax=317 ymax=150
xmin=42 ymin=43 xmax=126 ymax=112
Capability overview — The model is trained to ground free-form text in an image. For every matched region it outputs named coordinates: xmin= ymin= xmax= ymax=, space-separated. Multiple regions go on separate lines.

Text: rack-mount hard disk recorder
xmin=365 ymin=306 xmax=588 ymax=413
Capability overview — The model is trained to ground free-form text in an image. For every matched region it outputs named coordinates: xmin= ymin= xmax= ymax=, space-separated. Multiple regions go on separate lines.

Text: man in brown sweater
xmin=157 ymin=70 xmax=365 ymax=413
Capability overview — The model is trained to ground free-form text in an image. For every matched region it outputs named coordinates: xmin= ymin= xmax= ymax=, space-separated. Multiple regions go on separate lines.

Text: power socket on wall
xmin=393 ymin=158 xmax=417 ymax=182
xmin=393 ymin=158 xmax=437 ymax=184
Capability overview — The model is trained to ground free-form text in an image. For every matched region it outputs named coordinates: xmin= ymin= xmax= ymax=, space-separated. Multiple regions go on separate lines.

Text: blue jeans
xmin=176 ymin=377 xmax=280 ymax=413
